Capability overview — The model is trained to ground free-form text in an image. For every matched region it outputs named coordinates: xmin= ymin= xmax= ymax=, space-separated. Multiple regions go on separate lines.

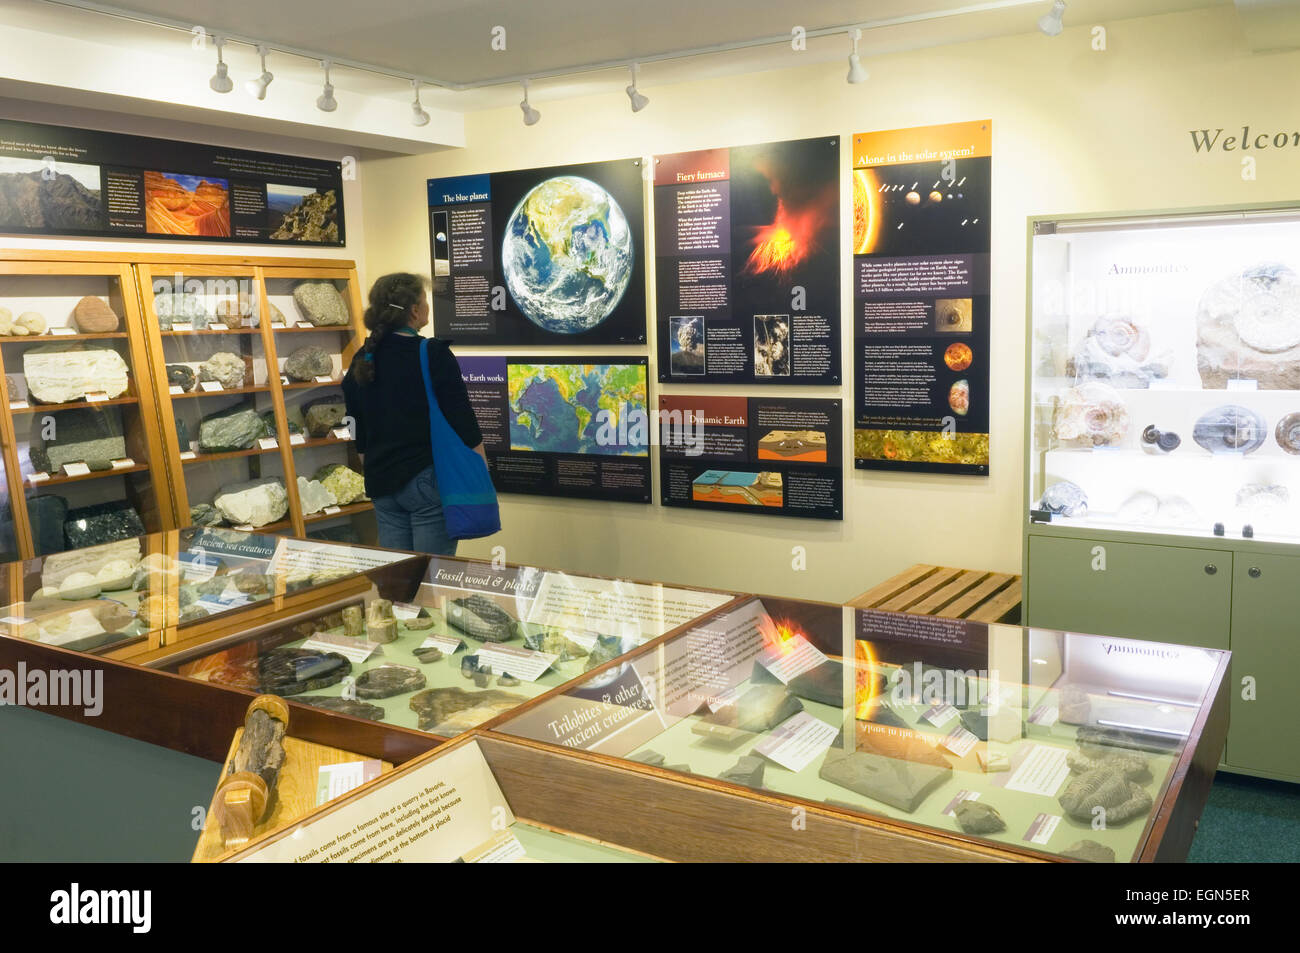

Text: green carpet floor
xmin=1188 ymin=772 xmax=1300 ymax=862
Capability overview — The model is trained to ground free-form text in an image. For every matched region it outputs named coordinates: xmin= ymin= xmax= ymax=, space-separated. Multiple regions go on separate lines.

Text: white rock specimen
xmin=17 ymin=311 xmax=46 ymax=334
xmin=213 ymin=478 xmax=289 ymax=528
xmin=40 ymin=537 xmax=142 ymax=589
xmin=23 ymin=345 xmax=129 ymax=403
xmin=296 ymin=476 xmax=337 ymax=516
xmin=58 ymin=572 xmax=101 ymax=600
xmin=199 ymin=352 xmax=247 ymax=389
xmin=95 ymin=559 xmax=136 ymax=591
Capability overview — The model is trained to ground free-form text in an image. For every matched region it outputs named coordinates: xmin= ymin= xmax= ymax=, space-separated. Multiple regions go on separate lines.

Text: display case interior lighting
xmin=411 ymin=79 xmax=431 ymax=127
xmin=246 ymin=45 xmax=274 ymax=101
xmin=208 ymin=36 xmax=233 ymax=94
xmin=1046 ymin=207 xmax=1300 ymax=234
xmin=519 ymin=80 xmax=541 ymax=126
xmin=625 ymin=63 xmax=649 ymax=113
xmin=846 ymin=28 xmax=869 ymax=84
xmin=1037 ymin=0 xmax=1066 ymax=36
xmin=315 ymin=60 xmax=337 ymax=113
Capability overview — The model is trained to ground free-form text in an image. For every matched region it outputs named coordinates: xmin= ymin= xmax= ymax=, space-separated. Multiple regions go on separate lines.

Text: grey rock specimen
xmin=1193 ymin=405 xmax=1267 ymax=454
xmin=1061 ymin=840 xmax=1117 ymax=863
xmin=1038 ymin=481 xmax=1088 ymax=517
xmin=1066 ymin=316 xmax=1167 ymax=387
xmin=254 ymin=648 xmax=352 ymax=696
xmin=166 ymin=364 xmax=196 ymax=392
xmin=304 ymin=396 xmax=347 ymax=437
xmin=818 ymin=739 xmax=952 ymax=813
xmin=198 ymin=403 xmax=263 ymax=452
xmin=64 ymin=500 xmax=144 ymax=549
xmin=342 ymin=605 xmax=365 ymax=638
xmin=522 ymin=627 xmax=589 ymax=661
xmin=629 ymin=750 xmax=692 ymax=773
xmin=154 ymin=291 xmax=207 ymax=330
xmin=402 ymin=614 xmax=437 ymax=631
xmin=29 ymin=495 xmax=68 ymax=555
xmin=179 ymin=605 xmax=210 ymax=623
xmin=293 ymin=280 xmax=350 ymax=326
xmin=355 ymin=663 xmax=426 ymax=699
xmin=473 ymin=670 xmax=491 ymax=688
xmin=295 ymin=696 xmax=385 ymax=721
xmin=1197 ymin=263 xmax=1300 ymax=389
xmin=408 ymin=686 xmax=526 ymax=734
xmin=413 ymin=647 xmax=444 ymax=664
xmin=29 ymin=408 xmax=126 ymax=473
xmin=719 ymin=755 xmax=766 ymax=789
xmin=232 ymin=570 xmax=271 ymax=595
xmin=24 ymin=345 xmax=130 ymax=403
xmin=199 ymin=352 xmax=247 ymax=389
xmin=695 ymin=684 xmax=803 ymax=738
xmin=446 ymin=595 xmax=519 ymax=642
xmin=1076 ymin=724 xmax=1178 ymax=757
xmin=189 ymin=503 xmax=223 ymax=527
xmin=284 ymin=346 xmax=333 ymax=382
xmin=175 ymin=416 xmax=192 ymax=451
xmin=953 ymin=799 xmax=1006 ymax=835
xmin=750 ymin=658 xmax=843 ymax=707
xmin=1058 ymin=767 xmax=1153 ymax=824
xmin=366 ymin=599 xmax=398 ymax=644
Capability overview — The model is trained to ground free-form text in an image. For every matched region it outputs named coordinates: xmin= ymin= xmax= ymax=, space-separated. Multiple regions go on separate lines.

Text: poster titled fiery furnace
xmin=655 ymin=137 xmax=840 ymax=385
xmin=852 ymin=120 xmax=991 ymax=475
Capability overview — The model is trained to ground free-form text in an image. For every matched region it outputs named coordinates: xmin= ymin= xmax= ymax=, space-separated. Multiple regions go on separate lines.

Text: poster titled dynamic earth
xmin=654 ymin=137 xmax=840 ymax=384
xmin=459 ymin=356 xmax=651 ymax=503
xmin=852 ymin=120 xmax=991 ymax=475
xmin=0 ymin=118 xmax=343 ymax=245
xmin=428 ymin=159 xmax=646 ymax=345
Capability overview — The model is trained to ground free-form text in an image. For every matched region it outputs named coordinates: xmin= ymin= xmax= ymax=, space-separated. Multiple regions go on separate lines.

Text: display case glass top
xmin=172 ymin=553 xmax=737 ymax=739
xmin=1029 ymin=206 xmax=1300 ymax=545
xmin=495 ymin=594 xmax=1229 ymax=862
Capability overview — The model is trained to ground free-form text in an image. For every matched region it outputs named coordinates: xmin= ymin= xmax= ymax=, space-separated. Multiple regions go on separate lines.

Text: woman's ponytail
xmin=354 ymin=272 xmax=428 ymax=385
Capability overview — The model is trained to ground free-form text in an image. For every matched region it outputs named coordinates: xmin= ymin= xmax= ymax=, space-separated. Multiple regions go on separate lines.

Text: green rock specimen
xmin=284 ymin=345 xmax=333 ymax=381
xmin=953 ymin=799 xmax=1006 ymax=835
xmin=29 ymin=407 xmax=126 ymax=473
xmin=189 ymin=503 xmax=223 ymax=526
xmin=304 ymin=396 xmax=347 ymax=437
xmin=314 ymin=463 xmax=366 ymax=505
xmin=719 ymin=755 xmax=766 ymax=789
xmin=523 ymin=627 xmax=589 ymax=661
xmin=1061 ymin=840 xmax=1117 ymax=863
xmin=198 ymin=403 xmax=263 ymax=452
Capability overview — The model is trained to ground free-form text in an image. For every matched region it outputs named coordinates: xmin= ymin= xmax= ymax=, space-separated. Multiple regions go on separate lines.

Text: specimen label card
xmin=428 ymin=158 xmax=646 ymax=346
xmin=1004 ymin=744 xmax=1071 ymax=796
xmin=756 ymin=634 xmax=828 ymax=683
xmin=1023 ymin=813 xmax=1062 ymax=845
xmin=753 ymin=711 xmax=838 ymax=772
xmin=653 ymin=137 xmax=840 ymax=384
xmin=458 ymin=356 xmax=651 ymax=504
xmin=473 ymin=644 xmax=557 ymax=682
xmin=658 ymin=394 xmax=843 ymax=520
xmin=923 ymin=703 xmax=960 ymax=727
xmin=852 ymin=120 xmax=991 ymax=475
xmin=461 ymin=830 xmax=527 ymax=863
xmin=300 ymin=633 xmax=377 ymax=663
xmin=940 ymin=724 xmax=979 ymax=757
xmin=941 ymin=789 xmax=980 ymax=815
xmin=316 ymin=760 xmax=383 ymax=806
xmin=419 ymin=635 xmax=465 ymax=655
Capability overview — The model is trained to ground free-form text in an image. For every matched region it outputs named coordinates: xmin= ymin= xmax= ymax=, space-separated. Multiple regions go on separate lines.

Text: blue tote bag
xmin=419 ymin=338 xmax=501 ymax=540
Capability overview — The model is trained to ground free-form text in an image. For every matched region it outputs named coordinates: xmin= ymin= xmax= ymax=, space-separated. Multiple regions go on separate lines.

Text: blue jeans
xmin=372 ymin=465 xmax=458 ymax=556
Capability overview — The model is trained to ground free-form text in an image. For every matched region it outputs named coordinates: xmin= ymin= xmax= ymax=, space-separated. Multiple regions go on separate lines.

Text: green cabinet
xmin=1225 ymin=552 xmax=1300 ymax=781
xmin=1026 ymin=535 xmax=1232 ymax=650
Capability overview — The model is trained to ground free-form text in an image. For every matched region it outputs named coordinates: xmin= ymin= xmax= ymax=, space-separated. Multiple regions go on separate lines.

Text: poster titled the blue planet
xmin=428 ymin=159 xmax=646 ymax=345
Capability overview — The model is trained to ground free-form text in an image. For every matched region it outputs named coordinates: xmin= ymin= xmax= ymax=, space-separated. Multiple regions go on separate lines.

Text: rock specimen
xmin=584 ymin=634 xmax=637 ymax=672
xmin=166 ymin=364 xmax=196 ymax=393
xmin=293 ymin=280 xmax=350 ymax=326
xmin=751 ymin=658 xmax=843 ymax=707
xmin=189 ymin=503 xmax=223 ymax=527
xmin=154 ymin=291 xmax=207 ymax=330
xmin=446 ymin=594 xmax=519 ymax=642
xmin=304 ymin=396 xmax=347 ymax=437
xmin=30 ymin=495 xmax=69 ymax=555
xmin=1055 ymin=382 xmax=1129 ymax=446
xmin=695 ymin=685 xmax=803 ymax=740
xmin=180 ymin=605 xmax=210 ymax=623
xmin=315 ymin=463 xmax=366 ymax=505
xmin=295 ymin=696 xmax=385 ymax=721
xmin=1037 ymin=481 xmax=1088 ymax=517
xmin=296 ymin=476 xmax=337 ymax=516
xmin=1236 ymin=483 xmax=1290 ymax=520
xmin=1066 ymin=749 xmax=1150 ymax=781
xmin=413 ymin=647 xmax=444 ymax=664
xmin=408 ymin=686 xmax=527 ymax=734
xmin=284 ymin=346 xmax=333 ymax=382
xmin=1058 ymin=684 xmax=1092 ymax=724
xmin=1192 ymin=405 xmax=1267 ymax=454
xmin=137 ymin=594 xmax=178 ymax=628
xmin=818 ymin=730 xmax=953 ymax=813
xmin=522 ymin=628 xmax=589 ymax=661
xmin=64 ymin=500 xmax=145 ymax=549
xmin=24 ymin=345 xmax=129 ymax=403
xmin=198 ymin=403 xmax=263 ymax=453
xmin=1057 ymin=767 xmax=1153 ymax=824
xmin=1061 ymin=840 xmax=1117 ymax=863
xmin=16 ymin=311 xmax=46 ymax=334
xmin=254 ymin=648 xmax=352 ymax=696
xmin=366 ymin=599 xmax=398 ymax=643
xmin=403 ymin=614 xmax=438 ymax=631
xmin=719 ymin=755 xmax=766 ymax=789
xmin=341 ymin=605 xmax=365 ymax=638
xmin=95 ymin=559 xmax=135 ymax=591
xmin=71 ymin=296 xmax=120 ymax=333
xmin=58 ymin=572 xmax=101 ymax=600
xmin=630 ymin=750 xmax=692 ymax=773
xmin=29 ymin=408 xmax=126 ymax=473
xmin=497 ymin=673 xmax=520 ymax=687
xmin=232 ymin=570 xmax=271 ymax=595
xmin=1066 ymin=316 xmax=1167 ymax=387
xmin=199 ymin=352 xmax=247 ymax=389
xmin=270 ymin=189 xmax=339 ymax=243
xmin=1276 ymin=412 xmax=1300 ymax=454
xmin=212 ymin=478 xmax=288 ymax=527
xmin=1117 ymin=491 xmax=1161 ymax=524
xmin=1076 ymin=725 xmax=1176 ymax=757
xmin=355 ymin=663 xmax=426 ymax=699
xmin=5 ymin=375 xmax=16 ymax=401
xmin=953 ymin=799 xmax=1006 ymax=835
xmin=1197 ymin=263 xmax=1300 ymax=389
xmin=227 ymin=706 xmax=286 ymax=789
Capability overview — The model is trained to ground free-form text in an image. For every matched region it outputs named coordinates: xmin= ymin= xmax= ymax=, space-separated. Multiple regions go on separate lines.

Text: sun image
xmin=852 ymin=168 xmax=880 ymax=255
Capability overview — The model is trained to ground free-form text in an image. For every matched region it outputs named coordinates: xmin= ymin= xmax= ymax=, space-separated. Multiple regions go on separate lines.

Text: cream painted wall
xmin=360 ymin=6 xmax=1300 ymax=602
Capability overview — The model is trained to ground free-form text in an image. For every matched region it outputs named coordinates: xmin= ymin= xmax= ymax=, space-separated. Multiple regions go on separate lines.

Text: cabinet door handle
xmin=1204 ymin=564 xmax=1217 ymax=575
xmin=1248 ymin=567 xmax=1262 ymax=579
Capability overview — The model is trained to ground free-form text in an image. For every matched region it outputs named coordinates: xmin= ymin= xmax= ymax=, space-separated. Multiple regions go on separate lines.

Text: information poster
xmin=654 ymin=137 xmax=840 ymax=384
xmin=659 ymin=394 xmax=842 ymax=520
xmin=0 ymin=118 xmax=343 ymax=245
xmin=459 ymin=356 xmax=651 ymax=503
xmin=429 ymin=158 xmax=646 ymax=345
xmin=851 ymin=121 xmax=991 ymax=474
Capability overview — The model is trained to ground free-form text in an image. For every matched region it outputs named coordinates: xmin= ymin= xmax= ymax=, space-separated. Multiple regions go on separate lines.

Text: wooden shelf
xmin=303 ymin=501 xmax=372 ymax=523
xmin=181 ymin=445 xmax=281 ymax=465
xmin=9 ymin=396 xmax=139 ymax=414
xmin=25 ymin=461 xmax=150 ymax=488
xmin=161 ymin=328 xmax=261 ymax=336
xmin=271 ymin=325 xmax=352 ymax=333
xmin=281 ymin=379 xmax=342 ymax=390
xmin=0 ymin=331 xmax=129 ymax=343
xmin=170 ymin=385 xmax=269 ymax=399
xmin=292 ymin=435 xmax=353 ymax=450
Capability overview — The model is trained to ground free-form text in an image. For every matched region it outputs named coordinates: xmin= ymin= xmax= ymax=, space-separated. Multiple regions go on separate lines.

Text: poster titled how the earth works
xmin=852 ymin=120 xmax=991 ymax=475
xmin=654 ymin=137 xmax=840 ymax=384
xmin=0 ymin=118 xmax=343 ymax=245
xmin=659 ymin=394 xmax=842 ymax=520
xmin=458 ymin=356 xmax=651 ymax=503
xmin=428 ymin=158 xmax=646 ymax=345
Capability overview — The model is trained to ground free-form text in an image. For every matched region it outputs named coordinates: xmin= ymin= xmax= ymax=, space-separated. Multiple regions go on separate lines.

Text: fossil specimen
xmin=402 ymin=614 xmax=438 ymax=631
xmin=523 ymin=627 xmax=590 ymax=661
xmin=294 ymin=696 xmax=385 ymax=721
xmin=1057 ymin=767 xmax=1153 ymax=824
xmin=413 ymin=646 xmax=444 ymax=664
xmin=446 ymin=594 xmax=519 ymax=642
xmin=1037 ymin=481 xmax=1088 ymax=518
xmin=1055 ymin=382 xmax=1129 ymax=446
xmin=342 ymin=605 xmax=364 ymax=638
xmin=1067 ymin=316 xmax=1167 ymax=387
xmin=1076 ymin=724 xmax=1177 ymax=757
xmin=1066 ymin=749 xmax=1150 ymax=782
xmin=1236 ymin=483 xmax=1290 ymax=520
xmin=1193 ymin=405 xmax=1267 ymax=454
xmin=1061 ymin=840 xmax=1117 ymax=863
xmin=1197 ymin=263 xmax=1300 ymax=389
xmin=355 ymin=664 xmax=426 ymax=699
xmin=1139 ymin=424 xmax=1181 ymax=454
xmin=256 ymin=648 xmax=352 ymax=696
xmin=365 ymin=599 xmax=397 ymax=644
xmin=408 ymin=686 xmax=527 ymax=734
xmin=818 ymin=729 xmax=952 ymax=813
xmin=719 ymin=755 xmax=766 ymax=789
xmin=226 ymin=707 xmax=286 ymax=790
xmin=1276 ymin=412 xmax=1300 ymax=454
xmin=1058 ymin=685 xmax=1092 ymax=725
xmin=954 ymin=799 xmax=1006 ymax=835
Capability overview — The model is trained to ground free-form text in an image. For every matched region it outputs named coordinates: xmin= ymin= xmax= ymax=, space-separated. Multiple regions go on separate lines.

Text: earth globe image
xmin=501 ymin=175 xmax=634 ymax=334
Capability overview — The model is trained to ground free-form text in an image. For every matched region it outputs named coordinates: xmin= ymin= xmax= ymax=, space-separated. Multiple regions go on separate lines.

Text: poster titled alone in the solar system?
xmin=659 ymin=394 xmax=842 ymax=520
xmin=428 ymin=158 xmax=646 ymax=345
xmin=852 ymin=120 xmax=991 ymax=475
xmin=654 ymin=137 xmax=840 ymax=384
xmin=458 ymin=356 xmax=651 ymax=503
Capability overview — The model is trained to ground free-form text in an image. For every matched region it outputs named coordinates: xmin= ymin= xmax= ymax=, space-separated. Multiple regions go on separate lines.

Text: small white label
xmin=9 ymin=400 xmax=27 ymax=409
xmin=290 ymin=433 xmax=306 ymax=445
xmin=331 ymin=427 xmax=351 ymax=441
xmin=757 ymin=634 xmax=827 ymax=684
xmin=1023 ymin=813 xmax=1062 ymax=846
xmin=200 ymin=381 xmax=223 ymax=392
xmin=62 ymin=462 xmax=92 ymax=477
xmin=27 ymin=472 xmax=49 ymax=484
xmin=923 ymin=704 xmax=960 ymax=728
xmin=301 ymin=633 xmax=377 ymax=663
xmin=209 ymin=322 xmax=229 ymax=330
xmin=706 ymin=683 xmax=747 ymax=713
xmin=297 ymin=321 xmax=314 ymax=329
xmin=258 ymin=437 xmax=278 ymax=450
xmin=940 ymin=724 xmax=979 ymax=757
xmin=233 ymin=523 xmax=256 ymax=532
xmin=1148 ymin=380 xmax=1179 ymax=391
xmin=85 ymin=391 xmax=108 ymax=403
xmin=172 ymin=323 xmax=193 ymax=332
xmin=316 ymin=760 xmax=382 ymax=806
xmin=474 ymin=643 xmax=557 ymax=682
xmin=0 ymin=615 xmax=33 ymax=625
xmin=392 ymin=602 xmax=420 ymax=620
xmin=110 ymin=458 xmax=135 ymax=469
xmin=280 ymin=375 xmax=291 ymax=385
xmin=1227 ymin=378 xmax=1258 ymax=392
xmin=50 ymin=327 xmax=77 ymax=336
xmin=323 ymin=505 xmax=341 ymax=515
xmin=462 ymin=830 xmax=526 ymax=864
xmin=1005 ymin=744 xmax=1071 ymax=796
xmin=941 ymin=789 xmax=981 ymax=816
xmin=168 ymin=385 xmax=183 ymax=395
xmin=752 ymin=711 xmax=838 ymax=772
xmin=315 ymin=375 xmax=333 ymax=383
xmin=419 ymin=634 xmax=464 ymax=655
xmin=271 ymin=322 xmax=287 ymax=330
xmin=180 ymin=451 xmax=196 ymax=460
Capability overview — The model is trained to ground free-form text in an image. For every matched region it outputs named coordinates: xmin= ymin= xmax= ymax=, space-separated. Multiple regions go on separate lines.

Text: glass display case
xmin=495 ymin=595 xmax=1230 ymax=862
xmin=170 ymin=553 xmax=738 ymax=738
xmin=0 ymin=260 xmax=168 ymax=559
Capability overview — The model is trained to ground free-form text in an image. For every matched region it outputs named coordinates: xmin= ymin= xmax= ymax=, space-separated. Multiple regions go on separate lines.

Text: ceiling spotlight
xmin=846 ymin=28 xmax=869 ymax=84
xmin=315 ymin=60 xmax=337 ymax=112
xmin=245 ymin=45 xmax=274 ymax=100
xmin=519 ymin=79 xmax=540 ymax=126
xmin=1038 ymin=0 xmax=1066 ymax=36
xmin=625 ymin=63 xmax=649 ymax=112
xmin=208 ymin=36 xmax=233 ymax=93
xmin=411 ymin=79 xmax=430 ymax=126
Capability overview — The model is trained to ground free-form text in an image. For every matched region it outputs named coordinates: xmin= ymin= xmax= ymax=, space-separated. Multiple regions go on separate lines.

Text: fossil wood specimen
xmin=446 ymin=595 xmax=519 ymax=642
xmin=355 ymin=664 xmax=425 ymax=699
xmin=227 ymin=706 xmax=287 ymax=788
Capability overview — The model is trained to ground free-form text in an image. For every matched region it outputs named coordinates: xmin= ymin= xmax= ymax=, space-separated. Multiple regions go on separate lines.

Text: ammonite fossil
xmin=1038 ymin=481 xmax=1088 ymax=518
xmin=1235 ymin=483 xmax=1290 ymax=518
xmin=1055 ymin=382 xmax=1129 ymax=446
xmin=1197 ymin=263 xmax=1300 ymax=388
xmin=1068 ymin=316 xmax=1166 ymax=387
xmin=1192 ymin=405 xmax=1267 ymax=454
xmin=1276 ymin=412 xmax=1300 ymax=454
xmin=1057 ymin=767 xmax=1153 ymax=824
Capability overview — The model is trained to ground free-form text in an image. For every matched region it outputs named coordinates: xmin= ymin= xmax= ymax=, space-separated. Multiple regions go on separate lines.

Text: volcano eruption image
xmin=144 ymin=170 xmax=231 ymax=237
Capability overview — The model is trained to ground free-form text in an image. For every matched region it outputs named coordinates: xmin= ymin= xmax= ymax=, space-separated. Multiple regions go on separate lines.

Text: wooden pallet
xmin=846 ymin=564 xmax=1021 ymax=624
